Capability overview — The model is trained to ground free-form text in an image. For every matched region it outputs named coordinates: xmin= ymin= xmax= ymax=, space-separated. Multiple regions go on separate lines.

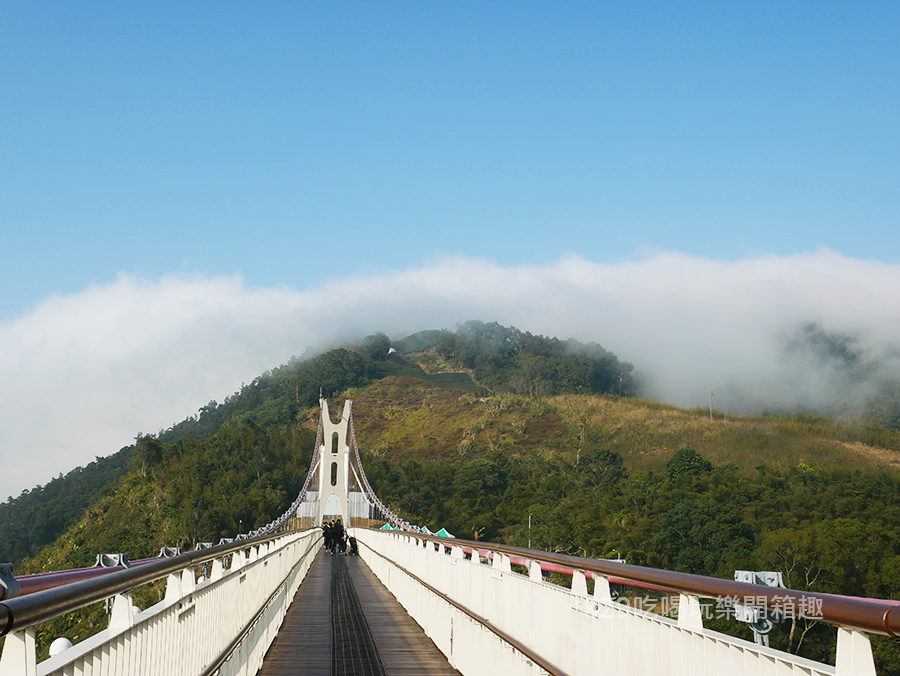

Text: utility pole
xmin=576 ymin=418 xmax=585 ymax=467
xmin=709 ymin=391 xmax=714 ymax=421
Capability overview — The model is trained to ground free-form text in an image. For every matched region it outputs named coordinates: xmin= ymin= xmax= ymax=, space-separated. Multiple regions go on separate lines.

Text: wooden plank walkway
xmin=347 ymin=556 xmax=461 ymax=676
xmin=257 ymin=550 xmax=460 ymax=676
xmin=332 ymin=555 xmax=387 ymax=676
xmin=257 ymin=550 xmax=331 ymax=675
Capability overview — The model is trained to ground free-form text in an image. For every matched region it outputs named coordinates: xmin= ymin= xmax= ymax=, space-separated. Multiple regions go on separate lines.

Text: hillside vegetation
xmin=349 ymin=377 xmax=900 ymax=671
xmin=5 ymin=322 xmax=900 ymax=671
xmin=0 ymin=451 xmax=134 ymax=567
xmin=349 ymin=377 xmax=900 ymax=473
xmin=0 ymin=321 xmax=633 ymax=565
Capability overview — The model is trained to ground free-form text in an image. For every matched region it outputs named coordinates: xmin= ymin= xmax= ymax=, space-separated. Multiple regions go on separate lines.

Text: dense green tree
xmin=362 ymin=332 xmax=392 ymax=359
xmin=666 ymin=448 xmax=713 ymax=480
xmin=0 ymin=449 xmax=134 ymax=565
xmin=578 ymin=449 xmax=627 ymax=489
xmin=652 ymin=495 xmax=754 ymax=576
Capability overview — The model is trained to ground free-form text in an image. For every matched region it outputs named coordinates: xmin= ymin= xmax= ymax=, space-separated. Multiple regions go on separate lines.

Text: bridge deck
xmin=258 ymin=550 xmax=460 ymax=676
xmin=256 ymin=549 xmax=332 ymax=674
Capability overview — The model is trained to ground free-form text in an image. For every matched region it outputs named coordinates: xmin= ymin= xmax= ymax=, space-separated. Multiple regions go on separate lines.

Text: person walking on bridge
xmin=332 ymin=518 xmax=345 ymax=554
xmin=322 ymin=520 xmax=333 ymax=553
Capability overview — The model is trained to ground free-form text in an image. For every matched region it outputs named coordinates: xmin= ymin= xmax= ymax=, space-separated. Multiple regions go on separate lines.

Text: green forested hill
xmin=0 ymin=450 xmax=134 ymax=564
xmin=0 ymin=321 xmax=635 ymax=565
xmin=17 ymin=373 xmax=900 ymax=668
xmin=6 ymin=322 xmax=900 ymax=671
xmin=26 ymin=420 xmax=315 ymax=574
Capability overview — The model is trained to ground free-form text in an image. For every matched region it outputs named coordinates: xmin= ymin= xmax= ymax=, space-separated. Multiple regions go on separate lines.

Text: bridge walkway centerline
xmin=256 ymin=549 xmax=461 ymax=676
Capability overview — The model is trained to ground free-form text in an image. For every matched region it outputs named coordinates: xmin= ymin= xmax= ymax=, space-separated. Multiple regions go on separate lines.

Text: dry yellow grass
xmin=343 ymin=378 xmax=900 ymax=475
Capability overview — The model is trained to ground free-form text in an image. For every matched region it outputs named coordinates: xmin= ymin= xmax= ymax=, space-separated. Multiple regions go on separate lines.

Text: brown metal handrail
xmin=7 ymin=557 xmax=163 ymax=599
xmin=0 ymin=528 xmax=307 ymax=637
xmin=381 ymin=530 xmax=900 ymax=638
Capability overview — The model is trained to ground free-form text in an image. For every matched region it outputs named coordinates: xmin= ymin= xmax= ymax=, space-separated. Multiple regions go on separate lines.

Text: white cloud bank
xmin=2 ymin=249 xmax=900 ymax=500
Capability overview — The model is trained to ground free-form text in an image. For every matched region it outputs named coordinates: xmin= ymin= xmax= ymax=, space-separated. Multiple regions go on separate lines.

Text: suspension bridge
xmin=1 ymin=398 xmax=898 ymax=675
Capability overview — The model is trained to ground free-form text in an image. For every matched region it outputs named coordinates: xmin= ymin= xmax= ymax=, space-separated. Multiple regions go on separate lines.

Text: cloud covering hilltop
xmin=2 ymin=249 xmax=900 ymax=500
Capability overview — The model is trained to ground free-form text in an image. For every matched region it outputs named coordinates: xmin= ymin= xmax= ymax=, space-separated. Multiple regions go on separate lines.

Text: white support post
xmin=593 ymin=574 xmax=612 ymax=603
xmin=571 ymin=570 xmax=589 ymax=597
xmin=232 ymin=549 xmax=245 ymax=571
xmin=529 ymin=560 xmax=543 ymax=582
xmin=164 ymin=572 xmax=182 ymax=602
xmin=181 ymin=567 xmax=196 ymax=595
xmin=109 ymin=592 xmax=135 ymax=630
xmin=0 ymin=627 xmax=37 ymax=676
xmin=489 ymin=552 xmax=512 ymax=573
xmin=677 ymin=593 xmax=704 ymax=630
xmin=210 ymin=557 xmax=225 ymax=581
xmin=836 ymin=628 xmax=877 ymax=676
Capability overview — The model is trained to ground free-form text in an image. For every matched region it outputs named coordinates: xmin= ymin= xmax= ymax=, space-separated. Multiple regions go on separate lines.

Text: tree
xmin=453 ymin=457 xmax=503 ymax=501
xmin=578 ymin=449 xmax=627 ymax=490
xmin=666 ymin=448 xmax=712 ymax=480
xmin=522 ymin=504 xmax=582 ymax=554
xmin=753 ymin=519 xmax=891 ymax=657
xmin=134 ymin=435 xmax=165 ymax=476
xmin=362 ymin=332 xmax=392 ymax=359
xmin=652 ymin=496 xmax=753 ymax=576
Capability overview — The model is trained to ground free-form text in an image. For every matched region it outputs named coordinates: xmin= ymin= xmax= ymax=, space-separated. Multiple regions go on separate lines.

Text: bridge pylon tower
xmin=316 ymin=398 xmax=352 ymax=525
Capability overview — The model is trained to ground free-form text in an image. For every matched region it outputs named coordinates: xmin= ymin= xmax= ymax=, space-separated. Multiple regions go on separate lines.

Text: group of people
xmin=322 ymin=518 xmax=358 ymax=555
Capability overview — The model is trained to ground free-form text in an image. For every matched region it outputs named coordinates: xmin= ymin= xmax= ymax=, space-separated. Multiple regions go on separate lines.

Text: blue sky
xmin=2 ymin=2 xmax=900 ymax=498
xmin=3 ymin=2 xmax=898 ymax=321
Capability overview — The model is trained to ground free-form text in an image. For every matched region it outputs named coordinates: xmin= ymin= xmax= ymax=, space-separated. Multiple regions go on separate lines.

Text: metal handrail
xmin=381 ymin=531 xmax=900 ymax=638
xmin=9 ymin=557 xmax=163 ymax=599
xmin=0 ymin=528 xmax=308 ymax=637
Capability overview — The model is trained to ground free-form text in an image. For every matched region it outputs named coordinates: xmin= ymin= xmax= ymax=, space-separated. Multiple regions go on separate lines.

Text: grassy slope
xmin=21 ymin=375 xmax=900 ymax=577
xmin=348 ymin=376 xmax=900 ymax=474
xmin=373 ymin=352 xmax=488 ymax=393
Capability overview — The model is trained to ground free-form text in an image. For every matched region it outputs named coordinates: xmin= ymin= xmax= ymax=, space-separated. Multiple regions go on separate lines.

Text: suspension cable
xmin=257 ymin=400 xmax=324 ymax=535
xmin=348 ymin=406 xmax=413 ymax=532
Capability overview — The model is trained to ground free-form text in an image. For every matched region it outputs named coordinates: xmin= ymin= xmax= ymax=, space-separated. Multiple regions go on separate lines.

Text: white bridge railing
xmin=354 ymin=528 xmax=890 ymax=676
xmin=3 ymin=525 xmax=891 ymax=676
xmin=0 ymin=529 xmax=321 ymax=676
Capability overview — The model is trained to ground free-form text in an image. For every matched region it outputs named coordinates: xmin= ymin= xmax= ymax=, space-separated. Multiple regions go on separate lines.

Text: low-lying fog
xmin=3 ymin=248 xmax=899 ymax=500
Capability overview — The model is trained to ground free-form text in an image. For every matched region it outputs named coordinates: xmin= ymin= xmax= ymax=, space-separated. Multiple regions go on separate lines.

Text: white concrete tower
xmin=316 ymin=398 xmax=351 ymax=525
